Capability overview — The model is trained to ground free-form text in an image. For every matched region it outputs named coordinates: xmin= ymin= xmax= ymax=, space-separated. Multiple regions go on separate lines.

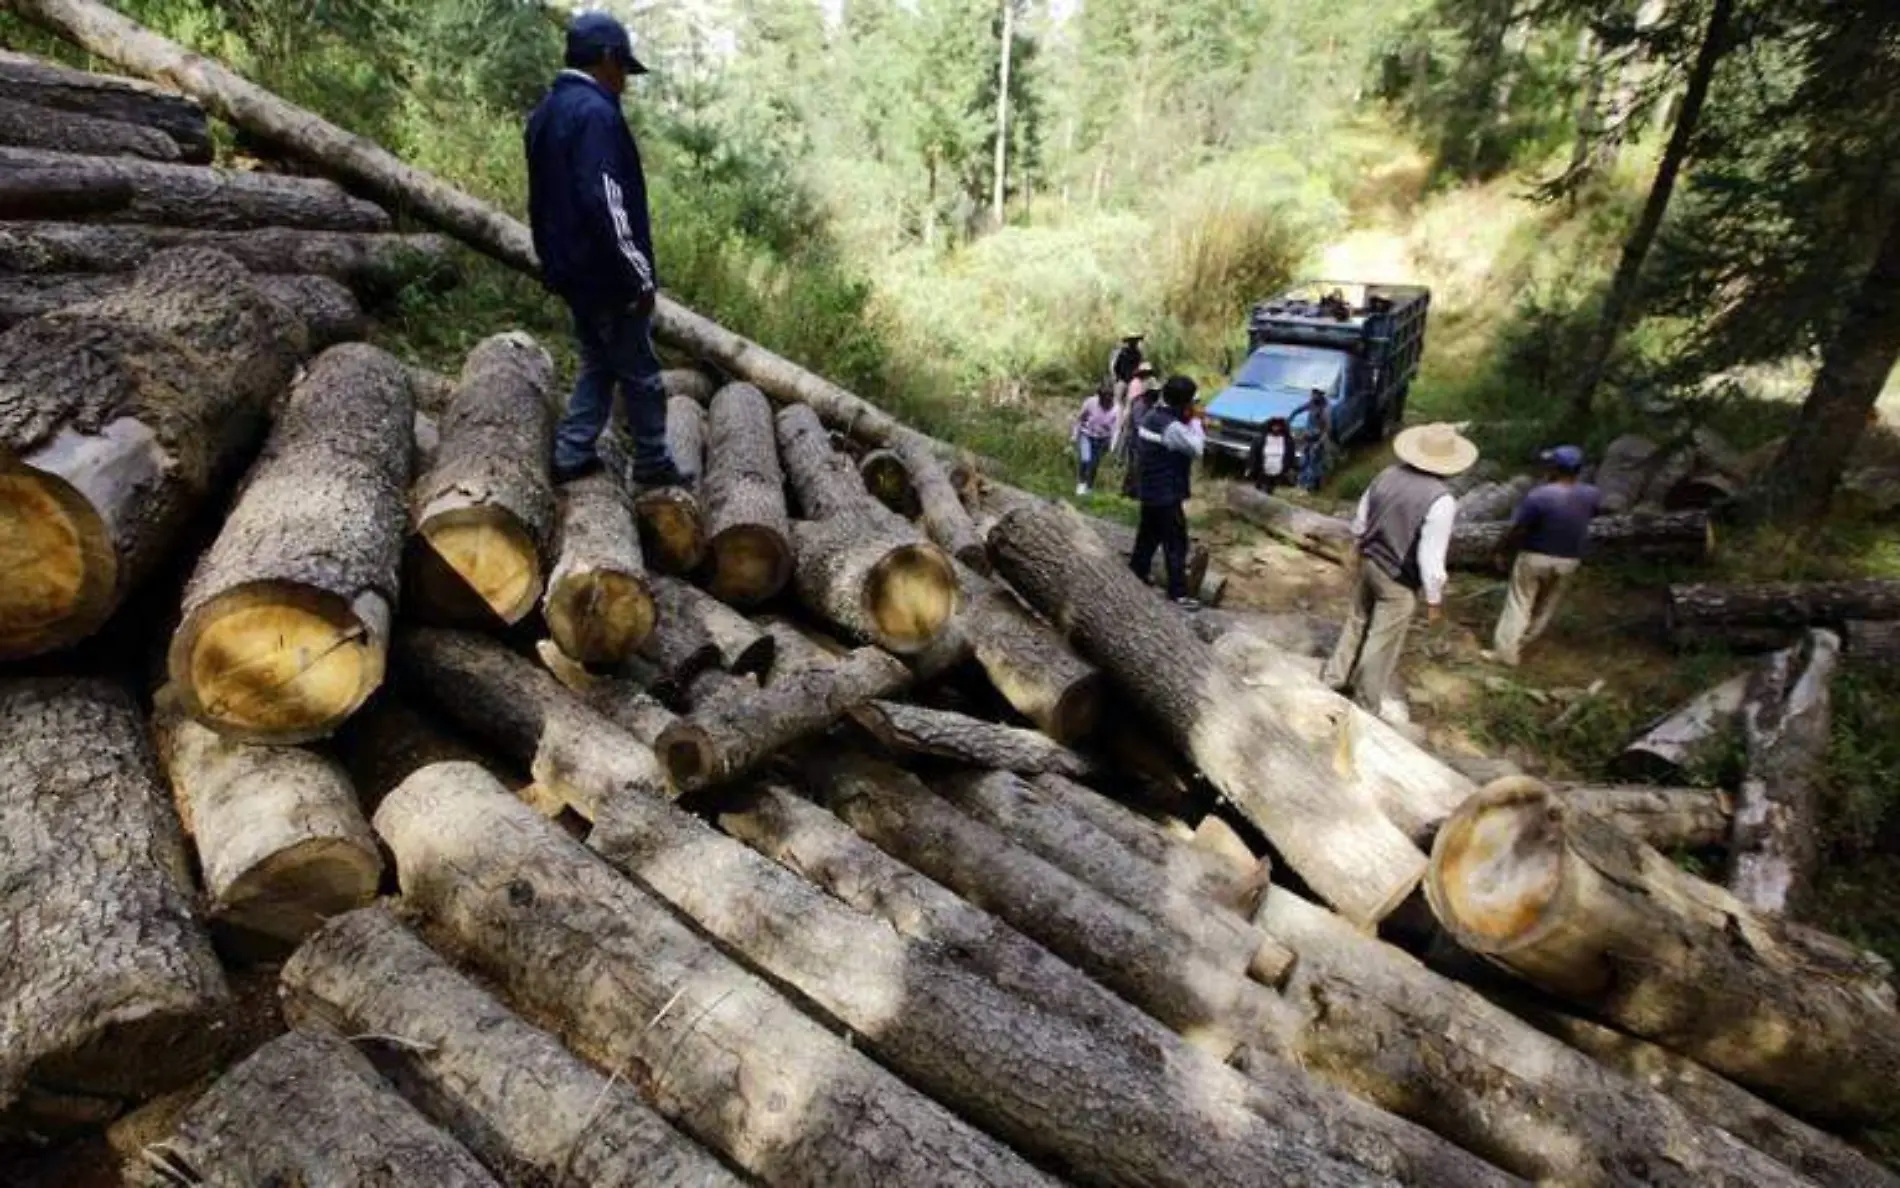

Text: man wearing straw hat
xmin=1322 ymin=423 xmax=1479 ymax=720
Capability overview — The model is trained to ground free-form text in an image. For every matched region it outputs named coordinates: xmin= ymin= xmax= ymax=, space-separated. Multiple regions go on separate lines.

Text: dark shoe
xmin=632 ymin=460 xmax=694 ymax=489
xmin=551 ymin=456 xmax=605 ymax=484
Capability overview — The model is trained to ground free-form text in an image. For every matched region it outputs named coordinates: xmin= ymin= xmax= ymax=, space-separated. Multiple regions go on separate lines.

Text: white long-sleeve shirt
xmin=1352 ymin=488 xmax=1455 ymax=605
xmin=1138 ymin=416 xmax=1206 ymax=457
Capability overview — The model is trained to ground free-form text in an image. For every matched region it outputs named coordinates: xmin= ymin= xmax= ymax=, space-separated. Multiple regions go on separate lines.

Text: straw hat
xmin=1393 ymin=422 xmax=1479 ymax=477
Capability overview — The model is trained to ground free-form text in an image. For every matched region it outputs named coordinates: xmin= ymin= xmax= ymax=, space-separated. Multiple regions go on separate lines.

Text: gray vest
xmin=1359 ymin=465 xmax=1449 ymax=590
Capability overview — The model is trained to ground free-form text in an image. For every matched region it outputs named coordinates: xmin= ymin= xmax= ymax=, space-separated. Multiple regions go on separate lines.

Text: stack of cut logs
xmin=5 ymin=38 xmax=1900 ymax=1188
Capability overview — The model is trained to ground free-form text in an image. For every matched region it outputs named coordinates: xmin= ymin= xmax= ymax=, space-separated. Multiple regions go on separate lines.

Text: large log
xmin=1427 ymin=777 xmax=1900 ymax=1125
xmin=395 ymin=628 xmax=670 ymax=820
xmin=1455 ymin=475 xmax=1532 ymax=522
xmin=790 ymin=514 xmax=959 ymax=654
xmin=701 ymin=383 xmax=792 ymax=604
xmin=408 ymin=332 xmax=558 ymax=626
xmin=0 ymin=145 xmax=389 ymax=231
xmin=1031 ymin=772 xmax=1267 ymax=911
xmin=332 ymin=696 xmax=494 ymax=810
xmin=1226 ymin=485 xmax=1354 ymax=563
xmin=1559 ymin=782 xmax=1732 ymax=850
xmin=898 ymin=435 xmax=987 ymax=572
xmin=1730 ymin=629 xmax=1840 ymax=914
xmin=912 ymin=560 xmax=1104 ymax=743
xmin=852 ymin=699 xmax=1092 ymax=777
xmin=0 ymin=222 xmax=455 ymax=294
xmin=544 ymin=472 xmax=655 ymax=667
xmin=1668 ymin=579 xmax=1900 ymax=641
xmin=535 ymin=638 xmax=680 ymax=744
xmin=632 ymin=395 xmax=706 ymax=574
xmin=1845 ymin=617 xmax=1900 ymax=667
xmin=0 ymin=49 xmax=209 ymax=159
xmin=1610 ymin=673 xmax=1749 ymax=781
xmin=0 ymin=167 xmax=132 ymax=218
xmin=0 ymin=247 xmax=304 ymax=659
xmin=773 ymin=400 xmax=880 ymax=522
xmin=858 ymin=447 xmax=916 ymax=515
xmin=650 ymin=574 xmax=774 ymax=676
xmin=1593 ymin=434 xmax=1661 ymax=513
xmin=167 ymin=343 xmax=410 ymax=741
xmin=1449 ymin=509 xmax=1712 ymax=568
xmin=131 ymin=1029 xmax=499 ymax=1188
xmin=282 ymin=906 xmax=740 ymax=1188
xmin=657 ymin=645 xmax=910 ymax=790
xmin=1252 ymin=884 xmax=1808 ymax=1187
xmin=1191 ymin=606 xmax=1340 ymax=659
xmin=991 ymin=501 xmax=1427 ymax=925
xmin=0 ymin=270 xmax=367 ymax=345
xmin=152 ymin=702 xmax=379 ymax=949
xmin=0 ymin=678 xmax=228 ymax=1133
xmin=0 ymin=94 xmax=179 ymax=159
xmin=377 ymin=762 xmax=1054 ymax=1188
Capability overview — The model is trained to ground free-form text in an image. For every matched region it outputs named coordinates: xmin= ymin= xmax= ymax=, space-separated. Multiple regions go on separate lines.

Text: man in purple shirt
xmin=1486 ymin=445 xmax=1601 ymax=666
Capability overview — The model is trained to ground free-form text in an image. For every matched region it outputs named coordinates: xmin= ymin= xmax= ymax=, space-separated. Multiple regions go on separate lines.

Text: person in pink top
xmin=1072 ymin=382 xmax=1120 ymax=495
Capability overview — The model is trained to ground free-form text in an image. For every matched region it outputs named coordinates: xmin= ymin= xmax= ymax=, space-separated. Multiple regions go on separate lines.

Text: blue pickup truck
xmin=1201 ymin=282 xmax=1431 ymax=476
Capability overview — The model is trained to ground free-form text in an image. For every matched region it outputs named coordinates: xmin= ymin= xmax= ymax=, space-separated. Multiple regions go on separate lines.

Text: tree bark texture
xmin=0 ymin=94 xmax=180 ymax=159
xmin=859 ymin=448 xmax=917 ymax=515
xmin=376 ymin=762 xmax=1053 ymax=1188
xmin=1448 ymin=510 xmax=1712 ymax=568
xmin=1591 ymin=435 xmax=1660 ymax=513
xmin=1558 ymin=783 xmax=1732 ymax=850
xmin=912 ymin=561 xmax=1104 ymax=743
xmin=0 ymin=678 xmax=228 ymax=1134
xmin=395 ymin=628 xmax=669 ymax=818
xmin=1668 ymin=579 xmax=1900 ymax=640
xmin=1426 ymin=777 xmax=1900 ymax=1125
xmin=1253 ymin=884 xmax=1811 ymax=1188
xmin=0 ymin=145 xmax=389 ymax=231
xmin=899 ymin=436 xmax=988 ymax=572
xmin=790 ymin=515 xmax=959 ymax=655
xmin=702 ymin=383 xmax=792 ymax=604
xmin=332 ymin=695 xmax=499 ymax=813
xmin=651 ymin=574 xmax=775 ymax=676
xmin=0 ymin=48 xmax=209 ymax=158
xmin=0 ymin=221 xmax=455 ymax=295
xmin=0 ymin=246 xmax=305 ymax=659
xmin=1730 ymin=629 xmax=1840 ymax=915
xmin=282 ymin=905 xmax=741 ymax=1188
xmin=633 ymin=395 xmax=707 ymax=574
xmin=1611 ymin=673 xmax=1748 ymax=781
xmin=1844 ymin=618 xmax=1900 ymax=667
xmin=1031 ymin=772 xmax=1267 ymax=911
xmin=131 ymin=1029 xmax=499 ymax=1188
xmin=853 ymin=699 xmax=1092 ymax=777
xmin=167 ymin=343 xmax=410 ymax=742
xmin=589 ymin=763 xmax=1490 ymax=1188
xmin=931 ymin=769 xmax=1292 ymax=984
xmin=0 ymin=166 xmax=132 ymax=218
xmin=990 ymin=501 xmax=1426 ymax=926
xmin=776 ymin=401 xmax=884 ymax=522
xmin=1455 ymin=475 xmax=1532 ymax=523
xmin=1191 ymin=607 xmax=1340 ymax=659
xmin=0 ymin=270 xmax=366 ymax=346
xmin=657 ymin=646 xmax=909 ymax=791
xmin=544 ymin=472 xmax=655 ymax=667
xmin=535 ymin=637 xmax=680 ymax=745
xmin=1226 ymin=486 xmax=1353 ymax=563
xmin=152 ymin=702 xmax=379 ymax=949
xmin=408 ymin=332 xmax=558 ymax=627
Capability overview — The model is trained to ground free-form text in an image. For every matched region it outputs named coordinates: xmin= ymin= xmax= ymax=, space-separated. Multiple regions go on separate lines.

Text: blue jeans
xmin=553 ymin=300 xmax=672 ymax=474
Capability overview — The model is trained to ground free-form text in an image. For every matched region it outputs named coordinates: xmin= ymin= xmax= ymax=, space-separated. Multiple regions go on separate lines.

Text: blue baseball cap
xmin=567 ymin=11 xmax=648 ymax=75
xmin=1541 ymin=444 xmax=1585 ymax=473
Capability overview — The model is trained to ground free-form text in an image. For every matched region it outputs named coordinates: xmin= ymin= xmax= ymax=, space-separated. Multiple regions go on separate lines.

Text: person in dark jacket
xmin=1130 ymin=376 xmax=1206 ymax=606
xmin=526 ymin=12 xmax=687 ymax=487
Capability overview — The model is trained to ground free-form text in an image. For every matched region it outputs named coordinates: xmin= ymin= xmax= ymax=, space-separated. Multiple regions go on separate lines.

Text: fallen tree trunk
xmin=0 ymin=222 xmax=454 ymax=295
xmin=544 ymin=472 xmax=655 ymax=667
xmin=408 ymin=332 xmax=558 ymax=626
xmin=650 ymin=574 xmax=774 ymax=676
xmin=912 ymin=561 xmax=1104 ymax=743
xmin=1558 ymin=783 xmax=1732 ymax=850
xmin=1455 ymin=475 xmax=1532 ymax=523
xmin=701 ymin=383 xmax=792 ymax=604
xmin=632 ymin=610 xmax=722 ymax=701
xmin=1845 ymin=617 xmax=1900 ymax=667
xmin=1610 ymin=673 xmax=1749 ymax=782
xmin=0 ymin=167 xmax=132 ymax=217
xmin=1730 ymin=629 xmax=1840 ymax=915
xmin=859 ymin=448 xmax=916 ymax=515
xmin=0 ymin=94 xmax=179 ymax=159
xmin=0 ymin=48 xmax=208 ymax=157
xmin=1450 ymin=510 xmax=1712 ymax=569
xmin=1225 ymin=486 xmax=1353 ymax=563
xmin=1253 ymin=884 xmax=1809 ymax=1187
xmin=377 ymin=762 xmax=1053 ymax=1188
xmin=395 ymin=628 xmax=670 ymax=819
xmin=790 ymin=515 xmax=958 ymax=655
xmin=282 ymin=905 xmax=740 ymax=1188
xmin=1427 ymin=777 xmax=1900 ymax=1126
xmin=133 ymin=1029 xmax=499 ymax=1188
xmin=632 ymin=395 xmax=706 ymax=574
xmin=656 ymin=646 xmax=909 ymax=790
xmin=852 ymin=699 xmax=1092 ymax=777
xmin=1191 ymin=607 xmax=1339 ymax=659
xmin=899 ymin=436 xmax=987 ymax=572
xmin=1031 ymin=772 xmax=1267 ymax=912
xmin=0 ymin=247 xmax=305 ymax=659
xmin=152 ymin=702 xmax=379 ymax=949
xmin=0 ymin=146 xmax=389 ymax=231
xmin=933 ymin=769 xmax=1293 ymax=984
xmin=0 ymin=678 xmax=229 ymax=1134
xmin=1668 ymin=579 xmax=1900 ymax=641
xmin=990 ymin=501 xmax=1426 ymax=926
xmin=535 ymin=639 xmax=680 ymax=745
xmin=167 ymin=343 xmax=410 ymax=741
xmin=1593 ymin=434 xmax=1660 ymax=513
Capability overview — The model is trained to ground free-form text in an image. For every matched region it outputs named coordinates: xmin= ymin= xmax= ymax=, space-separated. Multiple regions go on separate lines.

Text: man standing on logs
xmin=1484 ymin=444 xmax=1600 ymax=667
xmin=526 ymin=12 xmax=688 ymax=488
xmin=1321 ymin=423 xmax=1477 ymax=721
xmin=1130 ymin=376 xmax=1206 ymax=608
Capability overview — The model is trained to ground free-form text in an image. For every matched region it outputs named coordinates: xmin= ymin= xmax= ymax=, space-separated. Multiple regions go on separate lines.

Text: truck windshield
xmin=1236 ymin=347 xmax=1343 ymax=395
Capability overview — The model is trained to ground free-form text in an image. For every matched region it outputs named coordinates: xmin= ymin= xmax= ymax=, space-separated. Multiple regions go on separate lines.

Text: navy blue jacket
xmin=1136 ymin=405 xmax=1194 ymax=506
xmin=525 ymin=71 xmax=657 ymax=309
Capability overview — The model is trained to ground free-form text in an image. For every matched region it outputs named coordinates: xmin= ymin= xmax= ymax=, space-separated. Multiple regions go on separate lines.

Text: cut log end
xmin=545 ymin=568 xmax=655 ymax=668
xmin=0 ymin=464 xmax=116 ymax=658
xmin=217 ymin=836 xmax=382 ymax=942
xmin=656 ymin=724 xmax=719 ymax=789
xmin=168 ymin=583 xmax=385 ymax=742
xmin=707 ymin=525 xmax=792 ymax=606
xmin=632 ymin=488 xmax=705 ymax=575
xmin=1045 ymin=676 xmax=1106 ymax=748
xmin=865 ymin=542 xmax=959 ymax=653
xmin=1426 ymin=778 xmax=1565 ymax=953
xmin=415 ymin=508 xmax=543 ymax=625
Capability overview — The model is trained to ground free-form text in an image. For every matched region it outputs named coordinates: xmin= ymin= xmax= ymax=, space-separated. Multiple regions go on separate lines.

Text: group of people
xmin=1070 ymin=334 xmax=1160 ymax=497
xmin=1244 ymin=388 xmax=1332 ymax=494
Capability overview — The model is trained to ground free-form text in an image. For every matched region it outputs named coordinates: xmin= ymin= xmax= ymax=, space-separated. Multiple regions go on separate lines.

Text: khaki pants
xmin=1492 ymin=551 xmax=1579 ymax=665
xmin=1321 ymin=561 xmax=1417 ymax=713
